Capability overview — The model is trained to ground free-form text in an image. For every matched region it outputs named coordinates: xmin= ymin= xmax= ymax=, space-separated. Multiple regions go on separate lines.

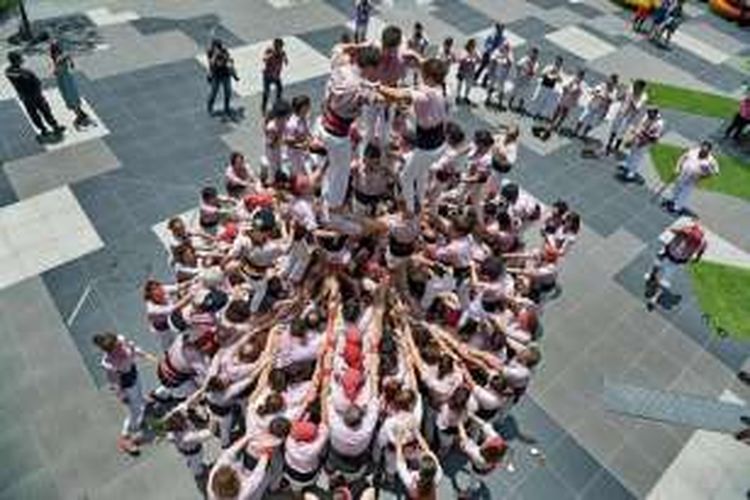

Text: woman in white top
xmin=208 ymin=434 xmax=271 ymax=500
xmin=484 ymin=40 xmax=514 ymax=110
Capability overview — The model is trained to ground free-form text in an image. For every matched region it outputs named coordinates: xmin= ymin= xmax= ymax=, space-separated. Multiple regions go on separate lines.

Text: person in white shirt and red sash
xmin=618 ymin=107 xmax=664 ymax=183
xmin=662 ymin=141 xmax=719 ymax=215
xmin=645 ymin=220 xmax=707 ymax=311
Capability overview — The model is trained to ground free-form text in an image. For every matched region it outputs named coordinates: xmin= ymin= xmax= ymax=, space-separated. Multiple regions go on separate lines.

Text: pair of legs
xmin=456 ymin=75 xmax=475 ymax=104
xmin=118 ymin=375 xmax=146 ymax=454
xmin=262 ymin=74 xmax=283 ymax=115
xmin=20 ymin=95 xmax=64 ymax=136
xmin=508 ymin=81 xmax=531 ymax=113
xmin=400 ymin=145 xmax=443 ymax=214
xmin=207 ymin=76 xmax=232 ymax=115
xmin=725 ymin=112 xmax=749 ymax=140
xmin=620 ymin=144 xmax=649 ymax=181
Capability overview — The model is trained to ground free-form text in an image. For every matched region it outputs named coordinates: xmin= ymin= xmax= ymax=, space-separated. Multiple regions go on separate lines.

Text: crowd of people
xmin=93 ymin=21 xmax=591 ymax=500
xmin=90 ymin=7 xmax=733 ymax=500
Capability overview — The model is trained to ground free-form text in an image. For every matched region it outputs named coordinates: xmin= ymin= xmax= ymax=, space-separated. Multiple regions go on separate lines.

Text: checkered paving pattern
xmin=1 ymin=0 xmax=749 ymax=499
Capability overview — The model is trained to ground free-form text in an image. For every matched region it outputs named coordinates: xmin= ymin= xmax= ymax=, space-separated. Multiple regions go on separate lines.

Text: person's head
xmin=210 ymin=38 xmax=224 ymax=52
xmin=496 ymin=211 xmax=512 ymax=231
xmin=494 ymin=23 xmax=505 ymax=36
xmin=382 ymin=377 xmax=401 ymax=403
xmin=143 ymin=279 xmax=165 ymax=303
xmin=607 ymin=73 xmax=620 ymax=88
xmin=258 ymin=391 xmax=285 ymax=415
xmin=518 ymin=345 xmax=541 ymax=367
xmin=92 ymin=332 xmax=118 ymax=353
xmin=529 ymin=46 xmax=539 ymax=59
xmin=443 ymin=37 xmax=454 ymax=50
xmin=481 ymin=256 xmax=506 ymax=281
xmin=206 ymin=376 xmax=227 ymax=392
xmin=290 ymin=317 xmax=308 ymax=338
xmin=505 ymin=124 xmax=520 ymax=143
xmin=174 ymin=243 xmax=197 ymax=266
xmin=437 ymin=354 xmax=454 ymax=379
xmin=481 ymin=437 xmax=508 ymax=463
xmin=269 ymin=368 xmax=288 ymax=393
xmin=167 ymin=217 xmax=187 ymax=238
xmin=49 ymin=40 xmax=63 ymax=60
xmin=304 ymin=307 xmax=323 ymax=331
xmin=445 ymin=121 xmax=465 ymax=148
xmin=201 ymin=186 xmax=218 ymax=204
xmin=225 ymin=299 xmax=251 ymax=323
xmin=698 ymin=140 xmax=713 ymax=158
xmin=8 ymin=51 xmax=23 ymax=67
xmin=269 ymin=416 xmax=291 ymax=439
xmin=474 ymin=129 xmax=494 ymax=151
xmin=229 ymin=151 xmax=245 ymax=170
xmin=575 ymin=68 xmax=585 ymax=81
xmin=416 ymin=455 xmax=439 ymax=495
xmin=646 ymin=106 xmax=660 ymax=120
xmin=340 ymin=32 xmax=352 ymax=45
xmin=273 ymin=38 xmax=284 ymax=51
xmin=413 ymin=22 xmax=423 ymax=35
xmin=211 ymin=465 xmax=240 ymax=498
xmin=501 ymin=182 xmax=519 ymax=204
xmin=343 ymin=405 xmax=364 ymax=428
xmin=164 ymin=411 xmax=187 ymax=432
xmin=563 ymin=211 xmax=580 ymax=233
xmin=291 ymin=94 xmax=311 ymax=117
xmin=421 ymin=57 xmax=448 ymax=87
xmin=238 ymin=340 xmax=261 ymax=363
xmin=553 ymin=55 xmax=563 ymax=68
xmin=465 ymin=38 xmax=477 ymax=52
xmin=381 ymin=25 xmax=402 ymax=49
xmin=633 ymin=79 xmax=647 ymax=96
xmin=422 ymin=342 xmax=442 ymax=365
xmin=448 ymin=384 xmax=471 ymax=410
xmin=489 ymin=373 xmax=508 ymax=394
xmin=362 ymin=142 xmax=382 ymax=168
xmin=357 ymin=45 xmax=382 ymax=80
xmin=268 ymin=98 xmax=292 ymax=122
xmin=394 ymin=387 xmax=417 ymax=412
xmin=551 ymin=199 xmax=569 ymax=218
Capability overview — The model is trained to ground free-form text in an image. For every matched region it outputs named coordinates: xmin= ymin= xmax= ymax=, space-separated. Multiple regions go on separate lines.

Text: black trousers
xmin=20 ymin=95 xmax=60 ymax=133
xmin=262 ymin=75 xmax=283 ymax=114
xmin=725 ymin=112 xmax=749 ymax=139
xmin=207 ymin=76 xmax=232 ymax=114
xmin=474 ymin=52 xmax=491 ymax=82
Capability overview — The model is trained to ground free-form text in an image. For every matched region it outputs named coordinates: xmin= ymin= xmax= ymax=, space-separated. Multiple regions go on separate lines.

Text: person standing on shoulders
xmin=5 ymin=51 xmax=65 ymax=140
xmin=50 ymin=40 xmax=93 ymax=129
xmin=262 ymin=38 xmax=288 ymax=116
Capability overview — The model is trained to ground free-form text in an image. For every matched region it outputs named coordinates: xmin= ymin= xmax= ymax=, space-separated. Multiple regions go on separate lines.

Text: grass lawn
xmin=649 ymin=143 xmax=750 ymax=202
xmin=689 ymin=261 xmax=750 ymax=341
xmin=646 ymin=82 xmax=738 ymax=119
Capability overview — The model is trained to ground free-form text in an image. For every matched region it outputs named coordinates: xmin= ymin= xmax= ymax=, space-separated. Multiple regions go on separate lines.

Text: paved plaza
xmin=0 ymin=0 xmax=749 ymax=499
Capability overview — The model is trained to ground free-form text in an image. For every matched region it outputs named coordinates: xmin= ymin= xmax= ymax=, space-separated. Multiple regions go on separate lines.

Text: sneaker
xmin=738 ymin=371 xmax=750 ymax=386
xmin=117 ymin=436 xmax=140 ymax=456
xmin=52 ymin=125 xmax=66 ymax=135
xmin=646 ymin=301 xmax=655 ymax=312
xmin=740 ymin=415 xmax=750 ymax=426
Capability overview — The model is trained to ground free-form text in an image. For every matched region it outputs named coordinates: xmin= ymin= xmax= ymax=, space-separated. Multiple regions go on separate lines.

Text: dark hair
xmin=357 ymin=46 xmax=382 ymax=68
xmin=343 ymin=405 xmax=364 ymax=427
xmin=421 ymin=58 xmax=448 ymax=86
xmin=258 ymin=392 xmax=285 ymax=415
xmin=480 ymin=256 xmax=506 ymax=281
xmin=268 ymin=99 xmax=292 ymax=120
xmin=417 ymin=455 xmax=439 ymax=495
xmin=445 ymin=122 xmax=465 ymax=147
xmin=564 ymin=212 xmax=581 ymax=233
xmin=437 ymin=354 xmax=454 ymax=379
xmin=201 ymin=186 xmax=218 ymax=202
xmin=7 ymin=51 xmax=22 ymax=66
xmin=474 ymin=129 xmax=494 ymax=149
xmin=269 ymin=368 xmax=288 ymax=392
xmin=501 ymin=183 xmax=519 ymax=204
xmin=497 ymin=211 xmax=512 ymax=230
xmin=229 ymin=151 xmax=244 ymax=167
xmin=225 ymin=300 xmax=251 ymax=323
xmin=269 ymin=416 xmax=291 ymax=438
xmin=292 ymin=94 xmax=311 ymax=114
xmin=449 ymin=385 xmax=471 ymax=410
xmin=381 ymin=25 xmax=402 ymax=48
xmin=363 ymin=142 xmax=382 ymax=160
xmin=342 ymin=299 xmax=361 ymax=323
xmin=92 ymin=332 xmax=118 ymax=352
xmin=290 ymin=317 xmax=308 ymax=338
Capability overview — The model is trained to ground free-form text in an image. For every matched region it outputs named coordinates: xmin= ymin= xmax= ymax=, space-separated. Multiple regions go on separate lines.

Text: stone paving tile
xmin=537 ymin=6 xmax=589 ymax=29
xmin=430 ymin=0 xmax=496 ymax=34
xmin=131 ymin=13 xmax=246 ymax=47
xmin=506 ymin=16 xmax=556 ymax=41
xmin=607 ymin=443 xmax=663 ymax=498
xmin=296 ymin=24 xmax=352 ymax=59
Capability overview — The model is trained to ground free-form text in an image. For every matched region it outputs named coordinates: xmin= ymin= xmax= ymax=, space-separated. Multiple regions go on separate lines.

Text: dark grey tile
xmin=505 ymin=398 xmax=566 ymax=450
xmin=514 ymin=467 xmax=576 ymax=500
xmin=0 ymin=428 xmax=44 ymax=494
xmin=581 ymin=469 xmax=636 ymax=500
xmin=546 ymin=435 xmax=603 ymax=493
xmin=432 ymin=0 xmax=496 ymax=34
xmin=297 ymin=25 xmax=352 ymax=59
xmin=507 ymin=17 xmax=555 ymax=41
xmin=0 ymin=100 xmax=45 ymax=163
xmin=131 ymin=14 xmax=244 ymax=48
xmin=567 ymin=2 xmax=606 ymax=18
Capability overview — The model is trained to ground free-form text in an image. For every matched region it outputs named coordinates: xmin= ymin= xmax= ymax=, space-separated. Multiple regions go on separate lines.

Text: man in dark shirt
xmin=5 ymin=51 xmax=65 ymax=138
xmin=261 ymin=38 xmax=287 ymax=115
xmin=206 ymin=39 xmax=238 ymax=117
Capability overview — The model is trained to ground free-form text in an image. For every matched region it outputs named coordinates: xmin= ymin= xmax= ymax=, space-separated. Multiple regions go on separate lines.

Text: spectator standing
xmin=49 ymin=40 xmax=93 ymax=129
xmin=5 ymin=51 xmax=65 ymax=139
xmin=662 ymin=141 xmax=719 ymax=215
xmin=724 ymin=89 xmax=750 ymax=141
xmin=353 ymin=0 xmax=372 ymax=43
xmin=474 ymin=23 xmax=506 ymax=87
xmin=262 ymin=38 xmax=288 ymax=115
xmin=206 ymin=39 xmax=239 ymax=117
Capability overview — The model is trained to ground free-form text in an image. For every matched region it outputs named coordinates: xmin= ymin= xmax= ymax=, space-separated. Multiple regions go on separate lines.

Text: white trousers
xmin=120 ymin=377 xmax=145 ymax=437
xmin=609 ymin=112 xmax=636 ymax=140
xmin=624 ymin=145 xmax=648 ymax=177
xmin=530 ymin=85 xmax=559 ymax=119
xmin=362 ymin=102 xmax=390 ymax=146
xmin=182 ymin=448 xmax=206 ymax=477
xmin=400 ymin=145 xmax=444 ymax=213
xmin=317 ymin=118 xmax=352 ymax=209
xmin=668 ymin=173 xmax=695 ymax=210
